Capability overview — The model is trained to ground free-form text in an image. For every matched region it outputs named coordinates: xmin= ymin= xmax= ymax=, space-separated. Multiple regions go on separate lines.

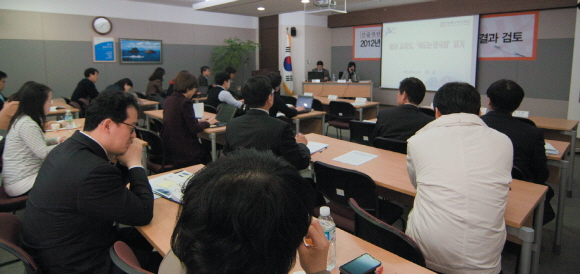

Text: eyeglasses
xmin=118 ymin=122 xmax=143 ymax=134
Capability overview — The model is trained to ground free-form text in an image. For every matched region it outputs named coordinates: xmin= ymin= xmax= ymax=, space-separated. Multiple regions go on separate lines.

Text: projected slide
xmin=381 ymin=15 xmax=479 ymax=91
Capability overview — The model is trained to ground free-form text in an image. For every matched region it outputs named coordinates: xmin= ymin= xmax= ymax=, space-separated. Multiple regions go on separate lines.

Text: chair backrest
xmin=109 ymin=241 xmax=153 ymax=274
xmin=204 ymin=104 xmax=217 ymax=114
xmin=348 ymin=198 xmax=426 ymax=267
xmin=280 ymin=95 xmax=297 ymax=106
xmin=134 ymin=92 xmax=147 ymax=99
xmin=373 ymin=137 xmax=407 ymax=154
xmin=312 ymin=98 xmax=323 ymax=111
xmin=136 ymin=128 xmax=165 ymax=166
xmin=512 ymin=165 xmax=533 ymax=182
xmin=148 ymin=118 xmax=164 ymax=134
xmin=349 ymin=121 xmax=376 ymax=146
xmin=313 ymin=161 xmax=378 ymax=213
xmin=515 ymin=117 xmax=537 ymax=127
xmin=61 ymin=97 xmax=71 ymax=105
xmin=0 ymin=213 xmax=41 ymax=273
xmin=338 ymin=71 xmax=344 ymax=79
xmin=0 ymin=185 xmax=28 ymax=213
xmin=328 ymin=101 xmax=355 ymax=121
xmin=418 ymin=107 xmax=435 ymax=117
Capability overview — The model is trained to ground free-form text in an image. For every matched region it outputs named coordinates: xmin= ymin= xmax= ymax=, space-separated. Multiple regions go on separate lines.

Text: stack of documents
xmin=307 ymin=142 xmax=330 ymax=154
xmin=545 ymin=143 xmax=559 ymax=155
xmin=148 ymin=170 xmax=193 ymax=203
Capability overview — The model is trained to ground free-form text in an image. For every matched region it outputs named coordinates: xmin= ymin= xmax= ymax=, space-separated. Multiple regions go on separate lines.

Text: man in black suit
xmin=71 ymin=67 xmax=99 ymax=105
xmin=198 ymin=65 xmax=211 ymax=88
xmin=480 ymin=79 xmax=554 ymax=224
xmin=21 ymin=90 xmax=156 ymax=273
xmin=224 ymin=76 xmax=310 ymax=170
xmin=372 ymin=77 xmax=434 ymax=141
xmin=311 ymin=60 xmax=330 ymax=82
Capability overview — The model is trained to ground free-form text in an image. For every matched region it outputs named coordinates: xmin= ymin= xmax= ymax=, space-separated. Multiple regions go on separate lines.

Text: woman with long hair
xmin=146 ymin=67 xmax=166 ymax=107
xmin=2 ymin=82 xmax=67 ymax=196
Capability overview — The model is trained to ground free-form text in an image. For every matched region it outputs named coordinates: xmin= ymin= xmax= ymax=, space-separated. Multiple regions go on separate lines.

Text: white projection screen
xmin=381 ymin=15 xmax=480 ymax=91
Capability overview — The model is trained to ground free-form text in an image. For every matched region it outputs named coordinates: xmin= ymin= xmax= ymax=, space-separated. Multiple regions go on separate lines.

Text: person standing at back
xmin=71 ymin=67 xmax=99 ymax=107
xmin=146 ymin=67 xmax=166 ymax=108
xmin=481 ymin=79 xmax=555 ymax=224
xmin=372 ymin=77 xmax=434 ymax=141
xmin=406 ymin=82 xmax=512 ymax=274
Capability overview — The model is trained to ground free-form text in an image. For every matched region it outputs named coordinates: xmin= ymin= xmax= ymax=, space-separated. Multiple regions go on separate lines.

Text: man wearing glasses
xmin=21 ymin=90 xmax=158 ymax=273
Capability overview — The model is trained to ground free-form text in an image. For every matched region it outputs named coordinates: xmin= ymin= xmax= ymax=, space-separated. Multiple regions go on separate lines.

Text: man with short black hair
xmin=71 ymin=67 xmax=99 ymax=108
xmin=206 ymin=71 xmax=244 ymax=109
xmin=406 ymin=82 xmax=512 ymax=274
xmin=198 ymin=66 xmax=211 ymax=87
xmin=481 ymin=79 xmax=554 ymax=224
xmin=372 ymin=77 xmax=434 ymax=141
xmin=311 ymin=61 xmax=329 ymax=82
xmin=21 ymin=90 xmax=155 ymax=273
xmin=225 ymin=66 xmax=242 ymax=99
xmin=224 ymin=76 xmax=310 ymax=170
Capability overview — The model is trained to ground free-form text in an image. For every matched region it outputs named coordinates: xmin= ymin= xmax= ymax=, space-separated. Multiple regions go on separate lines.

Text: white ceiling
xmin=126 ymin=0 xmax=433 ymax=17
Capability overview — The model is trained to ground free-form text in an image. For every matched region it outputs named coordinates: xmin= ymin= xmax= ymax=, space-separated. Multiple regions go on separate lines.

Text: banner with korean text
xmin=478 ymin=11 xmax=539 ymax=61
xmin=353 ymin=25 xmax=382 ymax=60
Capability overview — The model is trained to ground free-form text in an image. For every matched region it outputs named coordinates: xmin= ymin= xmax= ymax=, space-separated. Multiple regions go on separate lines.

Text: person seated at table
xmin=105 ymin=78 xmax=133 ymax=93
xmin=481 ymin=79 xmax=555 ymax=224
xmin=311 ymin=60 xmax=330 ymax=82
xmin=371 ymin=77 xmax=434 ymax=141
xmin=225 ymin=66 xmax=243 ymax=99
xmin=266 ymin=71 xmax=305 ymax=118
xmin=206 ymin=71 xmax=244 ymax=110
xmin=21 ymin=90 xmax=158 ymax=273
xmin=340 ymin=61 xmax=359 ymax=82
xmin=224 ymin=76 xmax=310 ymax=170
xmin=71 ymin=67 xmax=99 ymax=108
xmin=160 ymin=149 xmax=329 ymax=274
xmin=146 ymin=67 xmax=166 ymax=108
xmin=406 ymin=82 xmax=512 ymax=274
xmin=2 ymin=82 xmax=67 ymax=197
xmin=163 ymin=70 xmax=217 ymax=168
xmin=0 ymin=81 xmax=28 ymax=135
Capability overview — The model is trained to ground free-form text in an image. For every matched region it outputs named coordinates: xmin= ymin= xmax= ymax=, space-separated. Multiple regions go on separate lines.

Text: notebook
xmin=193 ymin=103 xmax=204 ymax=119
xmin=296 ymin=96 xmax=314 ymax=114
xmin=214 ymin=104 xmax=237 ymax=127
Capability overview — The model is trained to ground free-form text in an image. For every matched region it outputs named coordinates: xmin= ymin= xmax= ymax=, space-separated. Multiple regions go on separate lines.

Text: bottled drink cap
xmin=66 ymin=110 xmax=71 ymax=113
xmin=320 ymin=206 xmax=330 ymax=216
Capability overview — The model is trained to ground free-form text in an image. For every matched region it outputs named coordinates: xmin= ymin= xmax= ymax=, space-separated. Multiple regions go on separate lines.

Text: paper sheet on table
xmin=193 ymin=103 xmax=204 ymax=119
xmin=545 ymin=143 xmax=559 ymax=155
xmin=307 ymin=142 xmax=329 ymax=154
xmin=149 ymin=170 xmax=193 ymax=203
xmin=351 ymin=102 xmax=366 ymax=106
xmin=333 ymin=150 xmax=378 ymax=166
xmin=362 ymin=120 xmax=376 ymax=123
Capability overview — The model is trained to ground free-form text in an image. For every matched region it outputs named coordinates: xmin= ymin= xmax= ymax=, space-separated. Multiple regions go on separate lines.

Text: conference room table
xmin=137 ymin=165 xmax=436 ymax=274
xmin=137 ymin=98 xmax=159 ymax=110
xmin=144 ymin=109 xmax=327 ymax=160
xmin=44 ymin=118 xmax=149 ymax=167
xmin=305 ymin=134 xmax=547 ymax=274
xmin=48 ymin=98 xmax=80 ymax=118
xmin=295 ymin=95 xmax=380 ymax=121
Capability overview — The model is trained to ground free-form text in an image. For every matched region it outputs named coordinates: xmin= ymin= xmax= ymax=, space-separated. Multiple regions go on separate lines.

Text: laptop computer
xmin=214 ymin=104 xmax=237 ymax=127
xmin=308 ymin=71 xmax=325 ymax=82
xmin=296 ymin=96 xmax=314 ymax=114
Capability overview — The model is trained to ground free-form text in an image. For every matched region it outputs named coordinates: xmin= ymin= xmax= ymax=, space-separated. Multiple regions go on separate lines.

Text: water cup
xmin=51 ymin=123 xmax=61 ymax=131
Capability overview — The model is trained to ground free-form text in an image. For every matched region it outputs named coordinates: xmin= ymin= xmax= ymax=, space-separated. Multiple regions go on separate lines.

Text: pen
xmin=318 ymin=147 xmax=327 ymax=153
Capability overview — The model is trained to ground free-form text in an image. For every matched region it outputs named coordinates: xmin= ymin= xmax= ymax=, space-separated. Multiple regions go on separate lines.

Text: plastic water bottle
xmin=332 ymin=74 xmax=336 ymax=82
xmin=64 ymin=110 xmax=74 ymax=129
xmin=319 ymin=206 xmax=336 ymax=271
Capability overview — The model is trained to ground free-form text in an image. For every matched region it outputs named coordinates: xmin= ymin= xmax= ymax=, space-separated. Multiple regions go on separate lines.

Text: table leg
xmin=553 ymin=160 xmax=569 ymax=254
xmin=357 ymin=109 xmax=363 ymax=120
xmin=210 ymin=133 xmax=217 ymax=161
xmin=73 ymin=112 xmax=79 ymax=119
xmin=295 ymin=119 xmax=300 ymax=134
xmin=145 ymin=115 xmax=150 ymax=130
xmin=564 ymin=128 xmax=576 ymax=198
xmin=507 ymin=226 xmax=534 ymax=274
xmin=321 ymin=114 xmax=325 ymax=136
xmin=532 ymin=195 xmax=545 ymax=274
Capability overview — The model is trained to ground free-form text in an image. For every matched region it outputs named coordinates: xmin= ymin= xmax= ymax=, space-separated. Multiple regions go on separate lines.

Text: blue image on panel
xmin=94 ymin=41 xmax=115 ymax=61
xmin=120 ymin=39 xmax=162 ymax=63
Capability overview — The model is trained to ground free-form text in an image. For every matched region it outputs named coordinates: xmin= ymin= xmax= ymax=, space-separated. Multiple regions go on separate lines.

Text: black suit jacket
xmin=481 ymin=111 xmax=549 ymax=184
xmin=198 ymin=74 xmax=209 ymax=87
xmin=224 ymin=109 xmax=310 ymax=170
xmin=269 ymin=91 xmax=298 ymax=118
xmin=21 ymin=131 xmax=153 ymax=273
xmin=71 ymin=78 xmax=98 ymax=103
xmin=371 ymin=104 xmax=435 ymax=141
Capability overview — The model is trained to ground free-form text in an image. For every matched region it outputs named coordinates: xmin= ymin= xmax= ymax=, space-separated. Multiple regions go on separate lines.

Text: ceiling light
xmin=257 ymin=7 xmax=265 ymax=10
xmin=192 ymin=0 xmax=238 ymax=9
xmin=302 ymin=0 xmax=310 ymax=3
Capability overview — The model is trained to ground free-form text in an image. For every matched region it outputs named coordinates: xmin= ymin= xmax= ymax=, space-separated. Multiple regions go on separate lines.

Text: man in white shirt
xmin=206 ymin=71 xmax=244 ymax=110
xmin=406 ymin=82 xmax=512 ymax=274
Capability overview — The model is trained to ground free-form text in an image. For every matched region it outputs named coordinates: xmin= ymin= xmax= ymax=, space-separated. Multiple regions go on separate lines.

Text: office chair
xmin=373 ymin=137 xmax=407 ymax=154
xmin=61 ymin=97 xmax=71 ymax=105
xmin=109 ymin=241 xmax=154 ymax=274
xmin=312 ymin=98 xmax=324 ymax=111
xmin=512 ymin=165 xmax=534 ymax=182
xmin=0 ymin=186 xmax=28 ymax=214
xmin=349 ymin=120 xmax=376 ymax=146
xmin=148 ymin=118 xmax=164 ymax=134
xmin=327 ymin=101 xmax=355 ymax=140
xmin=349 ymin=198 xmax=426 ymax=267
xmin=338 ymin=71 xmax=344 ymax=79
xmin=419 ymin=107 xmax=435 ymax=117
xmin=204 ymin=104 xmax=217 ymax=114
xmin=68 ymin=101 xmax=83 ymax=118
xmin=136 ymin=128 xmax=174 ymax=174
xmin=134 ymin=92 xmax=147 ymax=99
xmin=313 ymin=161 xmax=404 ymax=233
xmin=0 ymin=213 xmax=42 ymax=273
xmin=280 ymin=95 xmax=297 ymax=106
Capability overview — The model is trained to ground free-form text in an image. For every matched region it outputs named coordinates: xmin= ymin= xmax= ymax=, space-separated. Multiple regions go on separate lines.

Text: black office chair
xmin=373 ymin=137 xmax=407 ymax=154
xmin=349 ymin=198 xmax=426 ymax=267
xmin=419 ymin=107 xmax=435 ymax=117
xmin=134 ymin=92 xmax=147 ymax=99
xmin=109 ymin=241 xmax=154 ymax=274
xmin=0 ymin=186 xmax=28 ymax=214
xmin=327 ymin=101 xmax=356 ymax=140
xmin=338 ymin=71 xmax=344 ymax=80
xmin=136 ymin=128 xmax=174 ymax=174
xmin=281 ymin=95 xmax=297 ymax=106
xmin=204 ymin=104 xmax=217 ymax=114
xmin=312 ymin=98 xmax=323 ymax=111
xmin=515 ymin=117 xmax=537 ymax=127
xmin=512 ymin=165 xmax=534 ymax=182
xmin=0 ymin=213 xmax=42 ymax=273
xmin=147 ymin=118 xmax=163 ymax=135
xmin=349 ymin=120 xmax=376 ymax=146
xmin=313 ymin=161 xmax=404 ymax=233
